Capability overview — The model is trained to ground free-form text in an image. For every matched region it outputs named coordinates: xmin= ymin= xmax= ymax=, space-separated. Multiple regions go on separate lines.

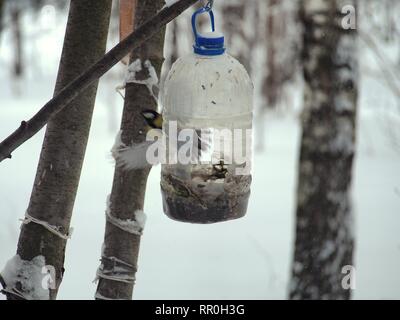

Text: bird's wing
xmin=113 ymin=139 xmax=164 ymax=170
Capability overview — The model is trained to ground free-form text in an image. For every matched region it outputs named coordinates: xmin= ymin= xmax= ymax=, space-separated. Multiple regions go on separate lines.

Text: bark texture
xmin=4 ymin=0 xmax=112 ymax=300
xmin=95 ymin=0 xmax=165 ymax=300
xmin=289 ymin=0 xmax=358 ymax=300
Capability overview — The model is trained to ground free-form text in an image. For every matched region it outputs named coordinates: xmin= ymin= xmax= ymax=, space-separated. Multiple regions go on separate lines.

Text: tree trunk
xmin=10 ymin=2 xmax=23 ymax=78
xmin=95 ymin=0 xmax=165 ymax=300
xmin=289 ymin=0 xmax=358 ymax=300
xmin=220 ymin=1 xmax=251 ymax=72
xmin=261 ymin=0 xmax=300 ymax=111
xmin=264 ymin=0 xmax=279 ymax=109
xmin=1 ymin=0 xmax=112 ymax=300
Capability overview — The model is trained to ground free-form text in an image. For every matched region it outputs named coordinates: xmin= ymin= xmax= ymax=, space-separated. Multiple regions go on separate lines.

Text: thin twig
xmin=0 ymin=0 xmax=200 ymax=162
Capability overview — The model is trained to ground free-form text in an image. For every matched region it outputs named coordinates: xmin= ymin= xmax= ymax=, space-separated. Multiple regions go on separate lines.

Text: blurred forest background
xmin=0 ymin=0 xmax=399 ymax=299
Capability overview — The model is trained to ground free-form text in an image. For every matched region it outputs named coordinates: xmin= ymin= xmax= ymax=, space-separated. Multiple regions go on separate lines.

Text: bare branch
xmin=0 ymin=0 xmax=199 ymax=162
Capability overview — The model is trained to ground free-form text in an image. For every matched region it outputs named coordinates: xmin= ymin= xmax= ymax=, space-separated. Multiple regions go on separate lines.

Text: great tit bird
xmin=142 ymin=109 xmax=163 ymax=130
xmin=114 ymin=110 xmax=225 ymax=176
xmin=141 ymin=109 xmax=209 ymax=157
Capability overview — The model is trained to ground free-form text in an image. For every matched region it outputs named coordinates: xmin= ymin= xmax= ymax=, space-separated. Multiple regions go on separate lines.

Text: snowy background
xmin=0 ymin=2 xmax=400 ymax=299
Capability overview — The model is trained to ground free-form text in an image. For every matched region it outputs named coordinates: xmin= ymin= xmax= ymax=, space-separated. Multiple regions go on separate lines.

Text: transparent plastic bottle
xmin=160 ymin=7 xmax=253 ymax=223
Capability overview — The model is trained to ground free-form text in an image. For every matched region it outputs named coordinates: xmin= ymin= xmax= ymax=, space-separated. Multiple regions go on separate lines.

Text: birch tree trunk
xmin=95 ymin=0 xmax=165 ymax=300
xmin=2 ymin=0 xmax=112 ymax=300
xmin=289 ymin=0 xmax=358 ymax=300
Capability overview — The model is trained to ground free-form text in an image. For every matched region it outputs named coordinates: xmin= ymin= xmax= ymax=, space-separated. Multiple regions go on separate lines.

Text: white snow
xmin=125 ymin=58 xmax=159 ymax=99
xmin=0 ymin=255 xmax=49 ymax=300
xmin=334 ymin=92 xmax=354 ymax=112
xmin=319 ymin=241 xmax=336 ymax=261
xmin=126 ymin=58 xmax=142 ymax=75
xmin=105 ymin=195 xmax=147 ymax=235
xmin=111 ymin=130 xmax=125 ymax=159
xmin=134 ymin=210 xmax=147 ymax=231
xmin=335 ymin=35 xmax=359 ymax=84
xmin=330 ymin=117 xmax=355 ymax=155
xmin=293 ymin=261 xmax=303 ymax=273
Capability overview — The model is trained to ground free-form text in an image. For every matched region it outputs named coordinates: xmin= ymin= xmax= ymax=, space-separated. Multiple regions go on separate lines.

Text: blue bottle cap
xmin=192 ymin=7 xmax=226 ymax=56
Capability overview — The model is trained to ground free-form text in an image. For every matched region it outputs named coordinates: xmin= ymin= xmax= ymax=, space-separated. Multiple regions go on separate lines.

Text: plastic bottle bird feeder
xmin=161 ymin=4 xmax=253 ymax=224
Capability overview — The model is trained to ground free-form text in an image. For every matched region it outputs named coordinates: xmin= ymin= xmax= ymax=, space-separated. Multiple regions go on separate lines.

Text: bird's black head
xmin=142 ymin=109 xmax=158 ymax=122
xmin=141 ymin=109 xmax=162 ymax=129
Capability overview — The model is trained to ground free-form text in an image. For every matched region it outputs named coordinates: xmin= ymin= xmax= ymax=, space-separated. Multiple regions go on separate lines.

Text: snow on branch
xmin=116 ymin=58 xmax=160 ymax=102
xmin=127 ymin=59 xmax=158 ymax=92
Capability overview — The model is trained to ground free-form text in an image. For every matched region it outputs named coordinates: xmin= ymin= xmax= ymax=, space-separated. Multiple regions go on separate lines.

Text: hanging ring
xmin=192 ymin=4 xmax=215 ymax=47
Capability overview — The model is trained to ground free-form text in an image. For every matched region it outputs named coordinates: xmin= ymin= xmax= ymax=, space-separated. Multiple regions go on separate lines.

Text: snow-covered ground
xmin=0 ymin=6 xmax=399 ymax=300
